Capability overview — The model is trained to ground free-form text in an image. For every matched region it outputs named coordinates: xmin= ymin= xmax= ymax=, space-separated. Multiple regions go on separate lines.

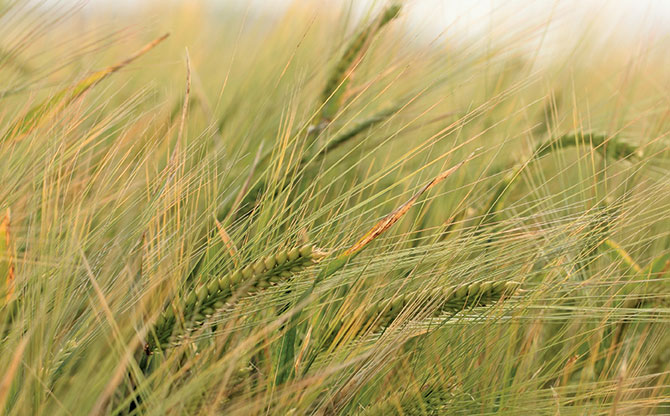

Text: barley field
xmin=1 ymin=1 xmax=669 ymax=414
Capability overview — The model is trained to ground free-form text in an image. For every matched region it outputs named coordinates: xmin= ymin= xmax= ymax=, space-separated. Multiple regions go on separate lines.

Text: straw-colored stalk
xmin=0 ymin=209 xmax=14 ymax=304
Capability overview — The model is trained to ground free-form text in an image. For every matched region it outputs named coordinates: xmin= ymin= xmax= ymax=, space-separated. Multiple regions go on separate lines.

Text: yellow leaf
xmin=0 ymin=208 xmax=14 ymax=303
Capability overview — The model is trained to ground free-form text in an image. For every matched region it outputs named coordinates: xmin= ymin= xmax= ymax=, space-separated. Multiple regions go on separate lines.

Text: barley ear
xmin=4 ymin=34 xmax=169 ymax=142
xmin=320 ymin=4 xmax=401 ymax=121
xmin=147 ymin=244 xmax=325 ymax=352
xmin=359 ymin=385 xmax=453 ymax=415
xmin=534 ymin=132 xmax=641 ymax=161
xmin=362 ymin=280 xmax=520 ymax=335
xmin=48 ymin=339 xmax=79 ymax=388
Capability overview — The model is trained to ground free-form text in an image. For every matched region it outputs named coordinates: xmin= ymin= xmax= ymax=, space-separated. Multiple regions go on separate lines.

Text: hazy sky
xmin=68 ymin=0 xmax=670 ymax=54
xmin=74 ymin=0 xmax=670 ymax=36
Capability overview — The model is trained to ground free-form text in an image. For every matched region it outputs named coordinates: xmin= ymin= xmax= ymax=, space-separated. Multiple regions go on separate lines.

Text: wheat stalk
xmin=305 ymin=104 xmax=401 ymax=168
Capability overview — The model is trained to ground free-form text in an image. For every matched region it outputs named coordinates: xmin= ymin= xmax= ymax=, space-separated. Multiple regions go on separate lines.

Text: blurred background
xmin=40 ymin=0 xmax=670 ymax=73
xmin=65 ymin=0 xmax=670 ymax=41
